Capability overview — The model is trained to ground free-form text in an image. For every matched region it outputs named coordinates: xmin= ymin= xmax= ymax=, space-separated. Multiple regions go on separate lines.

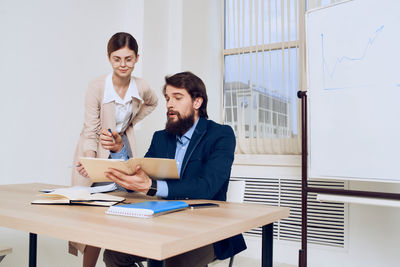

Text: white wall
xmin=0 ymin=0 xmax=222 ymax=266
xmin=181 ymin=0 xmax=223 ymax=123
xmin=134 ymin=0 xmax=222 ymax=157
xmin=134 ymin=0 xmax=184 ymax=157
xmin=0 ymin=0 xmax=144 ymax=266
xmin=0 ymin=0 xmax=144 ymax=186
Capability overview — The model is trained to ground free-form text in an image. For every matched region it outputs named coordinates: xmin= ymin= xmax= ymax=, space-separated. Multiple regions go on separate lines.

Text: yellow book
xmin=79 ymin=157 xmax=180 ymax=183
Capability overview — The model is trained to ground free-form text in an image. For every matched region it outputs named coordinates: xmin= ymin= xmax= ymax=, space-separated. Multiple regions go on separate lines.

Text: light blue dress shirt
xmin=110 ymin=118 xmax=199 ymax=198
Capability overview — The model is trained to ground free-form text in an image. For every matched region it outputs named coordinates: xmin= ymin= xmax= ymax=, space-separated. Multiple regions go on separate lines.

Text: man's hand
xmin=105 ymin=165 xmax=152 ymax=193
xmin=100 ymin=129 xmax=123 ymax=153
xmin=76 ymin=161 xmax=89 ymax=178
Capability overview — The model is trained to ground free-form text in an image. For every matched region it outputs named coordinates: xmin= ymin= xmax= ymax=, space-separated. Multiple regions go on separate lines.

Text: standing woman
xmin=70 ymin=32 xmax=158 ymax=266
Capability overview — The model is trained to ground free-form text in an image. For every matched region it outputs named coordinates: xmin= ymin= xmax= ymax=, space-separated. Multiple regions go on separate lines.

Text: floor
xmin=142 ymin=256 xmax=297 ymax=267
xmin=208 ymin=256 xmax=296 ymax=267
xmin=139 ymin=255 xmax=296 ymax=267
xmin=138 ymin=257 xmax=296 ymax=267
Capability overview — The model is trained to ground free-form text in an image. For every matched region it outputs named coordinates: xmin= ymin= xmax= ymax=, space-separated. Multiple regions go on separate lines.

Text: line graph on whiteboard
xmin=321 ymin=25 xmax=384 ymax=90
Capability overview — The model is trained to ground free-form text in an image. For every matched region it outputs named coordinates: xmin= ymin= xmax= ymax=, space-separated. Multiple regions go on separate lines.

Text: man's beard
xmin=165 ymin=110 xmax=195 ymax=136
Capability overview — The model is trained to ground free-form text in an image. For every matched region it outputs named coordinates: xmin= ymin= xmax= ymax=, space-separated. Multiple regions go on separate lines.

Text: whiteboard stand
xmin=297 ymin=91 xmax=400 ymax=267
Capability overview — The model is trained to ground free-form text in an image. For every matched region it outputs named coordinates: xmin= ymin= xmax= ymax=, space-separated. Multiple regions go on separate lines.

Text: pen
xmin=108 ymin=128 xmax=115 ymax=143
xmin=189 ymin=203 xmax=219 ymax=209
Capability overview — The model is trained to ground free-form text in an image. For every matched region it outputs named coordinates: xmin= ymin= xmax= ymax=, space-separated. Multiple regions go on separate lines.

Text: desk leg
xmin=262 ymin=223 xmax=273 ymax=267
xmin=147 ymin=259 xmax=165 ymax=267
xmin=29 ymin=233 xmax=37 ymax=267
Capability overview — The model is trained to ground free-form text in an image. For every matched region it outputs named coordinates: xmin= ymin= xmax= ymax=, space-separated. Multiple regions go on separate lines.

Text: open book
xmin=31 ymin=187 xmax=125 ymax=207
xmin=106 ymin=201 xmax=189 ymax=218
xmin=40 ymin=184 xmax=117 ymax=194
xmin=79 ymin=157 xmax=180 ymax=183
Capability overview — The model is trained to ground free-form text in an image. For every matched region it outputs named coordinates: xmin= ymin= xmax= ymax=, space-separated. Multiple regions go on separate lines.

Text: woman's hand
xmin=100 ymin=129 xmax=123 ymax=152
xmin=77 ymin=150 xmax=96 ymax=178
xmin=76 ymin=161 xmax=89 ymax=178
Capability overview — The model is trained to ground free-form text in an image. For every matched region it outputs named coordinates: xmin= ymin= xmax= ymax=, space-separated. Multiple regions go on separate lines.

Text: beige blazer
xmin=69 ymin=74 xmax=157 ymax=256
xmin=71 ymin=74 xmax=158 ymax=187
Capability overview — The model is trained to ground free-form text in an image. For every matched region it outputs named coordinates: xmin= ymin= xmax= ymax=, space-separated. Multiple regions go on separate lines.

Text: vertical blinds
xmin=224 ymin=0 xmax=304 ymax=154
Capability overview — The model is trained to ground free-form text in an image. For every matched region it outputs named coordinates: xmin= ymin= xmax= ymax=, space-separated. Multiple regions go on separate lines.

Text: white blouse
xmin=102 ymin=73 xmax=143 ymax=133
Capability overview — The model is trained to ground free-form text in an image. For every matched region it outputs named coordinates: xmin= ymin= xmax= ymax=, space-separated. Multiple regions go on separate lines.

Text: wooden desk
xmin=0 ymin=183 xmax=290 ymax=267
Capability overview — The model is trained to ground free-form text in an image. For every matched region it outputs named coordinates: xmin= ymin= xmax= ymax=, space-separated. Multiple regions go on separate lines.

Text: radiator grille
xmin=231 ymin=177 xmax=346 ymax=247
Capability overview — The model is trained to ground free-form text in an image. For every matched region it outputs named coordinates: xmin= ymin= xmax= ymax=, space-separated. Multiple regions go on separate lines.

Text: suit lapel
xmin=166 ymin=133 xmax=177 ymax=159
xmin=180 ymin=117 xmax=207 ymax=177
xmin=102 ymin=102 xmax=116 ymax=130
xmin=127 ymin=97 xmax=141 ymax=125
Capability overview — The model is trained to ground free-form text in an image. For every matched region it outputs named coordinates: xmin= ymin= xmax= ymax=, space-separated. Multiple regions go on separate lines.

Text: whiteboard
xmin=306 ymin=0 xmax=400 ymax=182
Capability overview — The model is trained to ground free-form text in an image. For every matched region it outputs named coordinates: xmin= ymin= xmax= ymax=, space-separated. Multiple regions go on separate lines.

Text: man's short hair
xmin=163 ymin=71 xmax=208 ymax=118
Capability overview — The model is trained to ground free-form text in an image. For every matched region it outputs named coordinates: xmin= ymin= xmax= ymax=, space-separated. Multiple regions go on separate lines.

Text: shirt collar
xmin=176 ymin=118 xmax=199 ymax=143
xmin=103 ymin=73 xmax=143 ymax=104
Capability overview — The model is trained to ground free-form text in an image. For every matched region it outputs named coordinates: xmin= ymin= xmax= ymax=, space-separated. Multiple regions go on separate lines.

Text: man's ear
xmin=193 ymin=97 xmax=203 ymax=109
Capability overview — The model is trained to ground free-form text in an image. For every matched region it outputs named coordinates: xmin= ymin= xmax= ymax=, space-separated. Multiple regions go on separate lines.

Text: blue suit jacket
xmin=145 ymin=117 xmax=246 ymax=259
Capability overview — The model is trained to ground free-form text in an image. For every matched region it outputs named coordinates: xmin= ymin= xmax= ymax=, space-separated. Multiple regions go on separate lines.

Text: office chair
xmin=206 ymin=180 xmax=246 ymax=267
xmin=0 ymin=247 xmax=12 ymax=264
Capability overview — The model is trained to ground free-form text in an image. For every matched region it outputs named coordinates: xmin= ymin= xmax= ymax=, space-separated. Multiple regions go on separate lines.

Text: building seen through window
xmin=224 ymin=81 xmax=290 ymax=138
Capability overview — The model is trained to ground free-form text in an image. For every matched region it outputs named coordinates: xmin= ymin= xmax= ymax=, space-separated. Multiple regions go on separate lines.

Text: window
xmin=224 ymin=0 xmax=303 ymax=154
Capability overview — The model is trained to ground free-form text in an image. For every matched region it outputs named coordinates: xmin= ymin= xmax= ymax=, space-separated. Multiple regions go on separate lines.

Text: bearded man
xmin=99 ymin=71 xmax=246 ymax=267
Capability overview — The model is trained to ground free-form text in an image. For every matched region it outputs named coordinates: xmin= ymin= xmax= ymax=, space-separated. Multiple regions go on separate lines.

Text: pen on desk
xmin=108 ymin=128 xmax=115 ymax=143
xmin=189 ymin=203 xmax=219 ymax=210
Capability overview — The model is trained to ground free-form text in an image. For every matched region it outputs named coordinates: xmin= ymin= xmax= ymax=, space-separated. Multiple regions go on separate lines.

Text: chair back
xmin=226 ymin=180 xmax=246 ymax=203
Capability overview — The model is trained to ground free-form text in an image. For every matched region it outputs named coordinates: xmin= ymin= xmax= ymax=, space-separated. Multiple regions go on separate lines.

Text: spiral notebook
xmin=106 ymin=201 xmax=189 ymax=218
